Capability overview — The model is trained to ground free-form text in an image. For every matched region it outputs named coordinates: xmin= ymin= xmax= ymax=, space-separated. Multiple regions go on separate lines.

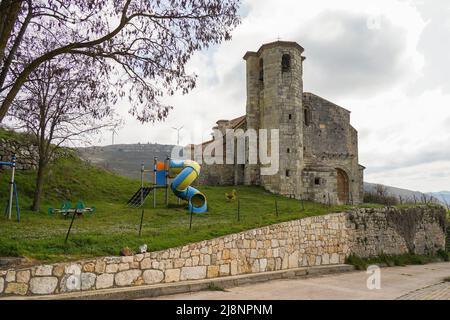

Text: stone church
xmin=194 ymin=41 xmax=364 ymax=205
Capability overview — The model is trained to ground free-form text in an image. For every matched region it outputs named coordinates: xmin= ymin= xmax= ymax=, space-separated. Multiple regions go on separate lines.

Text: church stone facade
xmin=195 ymin=41 xmax=364 ymax=205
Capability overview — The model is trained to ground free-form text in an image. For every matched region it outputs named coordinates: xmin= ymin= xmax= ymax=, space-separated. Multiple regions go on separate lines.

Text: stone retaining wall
xmin=0 ymin=136 xmax=71 ymax=171
xmin=0 ymin=206 xmax=446 ymax=297
xmin=349 ymin=207 xmax=447 ymax=257
xmin=0 ymin=137 xmax=40 ymax=170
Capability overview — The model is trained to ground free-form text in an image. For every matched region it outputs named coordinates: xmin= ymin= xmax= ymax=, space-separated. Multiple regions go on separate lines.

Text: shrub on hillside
xmin=363 ymin=191 xmax=399 ymax=206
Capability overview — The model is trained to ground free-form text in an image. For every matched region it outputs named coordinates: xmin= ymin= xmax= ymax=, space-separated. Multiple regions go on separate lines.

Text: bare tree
xmin=0 ymin=0 xmax=241 ymax=122
xmin=421 ymin=194 xmax=426 ymax=204
xmin=375 ymin=184 xmax=387 ymax=198
xmin=421 ymin=193 xmax=434 ymax=205
xmin=363 ymin=184 xmax=399 ymax=206
xmin=8 ymin=55 xmax=119 ymax=211
xmin=441 ymin=196 xmax=450 ymax=212
xmin=437 ymin=197 xmax=450 ymax=221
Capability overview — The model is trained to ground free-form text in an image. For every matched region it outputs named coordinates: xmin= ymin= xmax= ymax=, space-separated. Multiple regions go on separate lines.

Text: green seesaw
xmin=48 ymin=200 xmax=96 ymax=244
xmin=48 ymin=200 xmax=96 ymax=217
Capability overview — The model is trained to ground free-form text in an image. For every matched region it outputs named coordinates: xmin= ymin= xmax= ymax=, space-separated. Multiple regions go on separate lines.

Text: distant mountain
xmin=364 ymin=182 xmax=449 ymax=205
xmin=427 ymin=191 xmax=450 ymax=206
xmin=77 ymin=143 xmax=176 ymax=180
xmin=364 ymin=182 xmax=425 ymax=200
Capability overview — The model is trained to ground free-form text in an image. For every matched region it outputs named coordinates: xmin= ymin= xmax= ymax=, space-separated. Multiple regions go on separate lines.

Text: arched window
xmin=281 ymin=54 xmax=291 ymax=72
xmin=304 ymin=106 xmax=311 ymax=126
xmin=259 ymin=58 xmax=264 ymax=81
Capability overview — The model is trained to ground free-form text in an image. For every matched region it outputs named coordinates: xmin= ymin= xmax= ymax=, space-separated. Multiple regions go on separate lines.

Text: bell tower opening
xmin=281 ymin=54 xmax=291 ymax=72
xmin=259 ymin=58 xmax=264 ymax=81
xmin=304 ymin=106 xmax=311 ymax=126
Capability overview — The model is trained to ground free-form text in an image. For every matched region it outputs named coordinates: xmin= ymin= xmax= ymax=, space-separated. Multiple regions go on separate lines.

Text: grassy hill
xmin=0 ymin=155 xmax=138 ymax=210
xmin=0 ymin=138 xmax=355 ymax=263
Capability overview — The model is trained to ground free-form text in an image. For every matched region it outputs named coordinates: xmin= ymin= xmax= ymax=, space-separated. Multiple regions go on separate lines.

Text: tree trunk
xmin=32 ymin=157 xmax=46 ymax=212
xmin=0 ymin=0 xmax=21 ymax=63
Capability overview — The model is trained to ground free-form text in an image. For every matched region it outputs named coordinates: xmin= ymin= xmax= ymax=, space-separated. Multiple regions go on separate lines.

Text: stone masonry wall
xmin=348 ymin=207 xmax=447 ymax=257
xmin=0 ymin=137 xmax=71 ymax=171
xmin=0 ymin=206 xmax=446 ymax=297
xmin=0 ymin=137 xmax=40 ymax=170
xmin=302 ymin=92 xmax=363 ymax=204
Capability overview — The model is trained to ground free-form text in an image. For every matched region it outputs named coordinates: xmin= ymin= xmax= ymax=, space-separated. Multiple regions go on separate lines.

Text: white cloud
xmin=366 ymin=161 xmax=450 ymax=192
xmin=95 ymin=0 xmax=450 ymax=192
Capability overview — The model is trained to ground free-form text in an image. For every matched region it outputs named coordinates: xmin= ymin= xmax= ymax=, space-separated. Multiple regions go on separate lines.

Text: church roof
xmin=229 ymin=115 xmax=246 ymax=128
xmin=214 ymin=115 xmax=246 ymax=129
xmin=243 ymin=41 xmax=304 ymax=60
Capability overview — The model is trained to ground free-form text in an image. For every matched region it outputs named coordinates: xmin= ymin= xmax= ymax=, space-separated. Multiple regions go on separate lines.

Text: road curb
xmin=3 ymin=264 xmax=355 ymax=300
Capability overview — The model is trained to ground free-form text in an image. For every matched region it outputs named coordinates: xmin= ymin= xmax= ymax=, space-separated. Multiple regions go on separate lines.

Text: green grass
xmin=0 ymin=127 xmax=36 ymax=145
xmin=0 ymin=154 xmax=357 ymax=263
xmin=346 ymin=251 xmax=449 ymax=270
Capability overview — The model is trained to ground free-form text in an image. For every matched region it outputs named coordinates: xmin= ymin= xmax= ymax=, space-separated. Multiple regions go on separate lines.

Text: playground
xmin=0 ymin=154 xmax=355 ymax=263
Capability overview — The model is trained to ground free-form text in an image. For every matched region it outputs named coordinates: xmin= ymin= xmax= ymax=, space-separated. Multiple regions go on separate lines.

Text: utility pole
xmin=172 ymin=126 xmax=184 ymax=146
xmin=111 ymin=125 xmax=118 ymax=145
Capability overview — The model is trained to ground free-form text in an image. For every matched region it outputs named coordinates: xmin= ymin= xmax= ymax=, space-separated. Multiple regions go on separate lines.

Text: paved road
xmin=148 ymin=262 xmax=450 ymax=300
xmin=397 ymin=281 xmax=450 ymax=300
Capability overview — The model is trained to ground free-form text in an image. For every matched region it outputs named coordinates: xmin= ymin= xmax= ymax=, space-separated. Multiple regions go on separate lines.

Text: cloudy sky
xmin=98 ymin=0 xmax=450 ymax=193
